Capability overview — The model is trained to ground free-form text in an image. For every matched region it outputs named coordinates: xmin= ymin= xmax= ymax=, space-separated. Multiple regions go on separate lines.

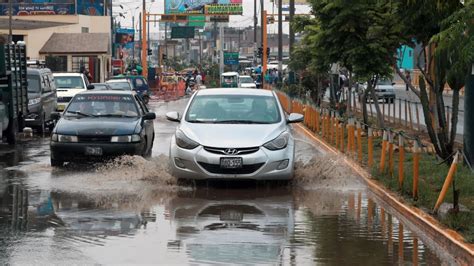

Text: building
xmin=0 ymin=1 xmax=111 ymax=82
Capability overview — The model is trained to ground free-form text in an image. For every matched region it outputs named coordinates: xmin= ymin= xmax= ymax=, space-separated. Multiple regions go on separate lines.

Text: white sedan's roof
xmin=53 ymin=73 xmax=84 ymax=77
xmin=196 ymin=88 xmax=272 ymax=96
xmin=221 ymin=72 xmax=239 ymax=76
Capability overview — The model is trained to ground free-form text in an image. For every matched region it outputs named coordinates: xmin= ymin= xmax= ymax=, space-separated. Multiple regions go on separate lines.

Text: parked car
xmin=111 ymin=75 xmax=150 ymax=104
xmin=53 ymin=73 xmax=92 ymax=111
xmin=106 ymin=79 xmax=133 ymax=90
xmin=26 ymin=68 xmax=57 ymax=132
xmin=166 ymin=88 xmax=303 ymax=181
xmin=239 ymin=75 xmax=257 ymax=88
xmin=366 ymin=79 xmax=396 ymax=103
xmin=90 ymin=83 xmax=112 ymax=90
xmin=50 ymin=90 xmax=156 ymax=167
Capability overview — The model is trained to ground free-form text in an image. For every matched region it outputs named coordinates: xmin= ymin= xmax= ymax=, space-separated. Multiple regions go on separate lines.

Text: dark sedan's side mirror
xmin=143 ymin=112 xmax=156 ymax=120
xmin=392 ymin=82 xmax=396 ymax=86
xmin=51 ymin=112 xmax=61 ymax=120
xmin=87 ymin=84 xmax=95 ymax=90
xmin=166 ymin=111 xmax=180 ymax=122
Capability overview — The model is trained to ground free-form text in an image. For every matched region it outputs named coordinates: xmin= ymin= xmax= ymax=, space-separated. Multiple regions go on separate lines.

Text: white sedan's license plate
xmin=220 ymin=157 xmax=242 ymax=169
xmin=85 ymin=147 xmax=103 ymax=156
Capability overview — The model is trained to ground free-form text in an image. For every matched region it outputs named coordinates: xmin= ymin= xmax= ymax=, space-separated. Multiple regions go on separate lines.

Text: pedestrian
xmin=195 ymin=72 xmax=202 ymax=87
xmin=405 ymin=70 xmax=411 ymax=91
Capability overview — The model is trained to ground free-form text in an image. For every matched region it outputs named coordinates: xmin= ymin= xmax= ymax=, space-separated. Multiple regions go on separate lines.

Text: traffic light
xmin=257 ymin=46 xmax=263 ymax=58
xmin=162 ymin=54 xmax=167 ymax=60
xmin=147 ymin=49 xmax=152 ymax=56
xmin=266 ymin=47 xmax=270 ymax=58
xmin=267 ymin=16 xmax=275 ymax=24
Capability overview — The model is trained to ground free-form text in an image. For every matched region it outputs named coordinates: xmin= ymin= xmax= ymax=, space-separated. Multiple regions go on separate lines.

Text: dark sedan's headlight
xmin=51 ymin=134 xmax=78 ymax=143
xmin=263 ymin=131 xmax=290 ymax=150
xmin=175 ymin=130 xmax=199 ymax=149
xmin=111 ymin=135 xmax=141 ymax=143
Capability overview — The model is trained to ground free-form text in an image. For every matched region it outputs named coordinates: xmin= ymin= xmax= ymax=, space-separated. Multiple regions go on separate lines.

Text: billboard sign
xmin=0 ymin=2 xmax=75 ymax=16
xmin=115 ymin=28 xmax=135 ymax=47
xmin=171 ymin=26 xmax=195 ymax=39
xmin=0 ymin=0 xmax=106 ymax=16
xmin=165 ymin=0 xmax=242 ymax=15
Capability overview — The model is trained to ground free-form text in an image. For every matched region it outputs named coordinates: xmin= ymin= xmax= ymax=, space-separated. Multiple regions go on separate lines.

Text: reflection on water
xmin=0 ymin=181 xmax=445 ymax=265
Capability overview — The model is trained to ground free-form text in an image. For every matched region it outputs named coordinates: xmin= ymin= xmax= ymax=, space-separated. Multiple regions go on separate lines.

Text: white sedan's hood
xmin=57 ymin=88 xmax=86 ymax=98
xmin=180 ymin=123 xmax=286 ymax=148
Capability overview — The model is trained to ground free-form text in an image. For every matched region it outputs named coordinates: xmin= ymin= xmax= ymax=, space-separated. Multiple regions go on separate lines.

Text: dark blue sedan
xmin=50 ymin=90 xmax=156 ymax=167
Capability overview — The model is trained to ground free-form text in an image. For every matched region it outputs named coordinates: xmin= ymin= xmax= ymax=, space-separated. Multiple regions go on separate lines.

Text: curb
xmin=293 ymin=123 xmax=474 ymax=265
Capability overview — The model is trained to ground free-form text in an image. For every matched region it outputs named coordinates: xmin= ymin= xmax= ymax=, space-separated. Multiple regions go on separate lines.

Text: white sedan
xmin=166 ymin=88 xmax=303 ymax=180
xmin=239 ymin=76 xmax=257 ymax=88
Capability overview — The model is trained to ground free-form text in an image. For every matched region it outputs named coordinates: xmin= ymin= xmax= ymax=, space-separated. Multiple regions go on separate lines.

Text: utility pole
xmin=132 ymin=15 xmax=135 ymax=61
xmin=219 ymin=25 xmax=224 ymax=75
xmin=141 ymin=0 xmax=148 ymax=79
xmin=288 ymin=0 xmax=295 ymax=84
xmin=199 ymin=29 xmax=202 ymax=67
xmin=262 ymin=11 xmax=268 ymax=76
xmin=8 ymin=0 xmax=13 ymax=43
xmin=465 ymin=64 xmax=474 ymax=167
xmin=139 ymin=12 xmax=142 ymax=63
xmin=254 ymin=0 xmax=257 ymax=43
xmin=278 ymin=0 xmax=283 ymax=81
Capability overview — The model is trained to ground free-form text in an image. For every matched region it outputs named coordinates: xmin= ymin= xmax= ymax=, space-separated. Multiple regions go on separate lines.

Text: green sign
xmin=171 ymin=26 xmax=195 ymax=39
xmin=205 ymin=4 xmax=243 ymax=15
xmin=224 ymin=52 xmax=239 ymax=65
xmin=187 ymin=15 xmax=205 ymax=28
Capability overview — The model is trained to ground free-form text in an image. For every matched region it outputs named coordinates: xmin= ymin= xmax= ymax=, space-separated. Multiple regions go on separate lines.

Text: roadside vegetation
xmin=282 ymin=0 xmax=474 ymax=242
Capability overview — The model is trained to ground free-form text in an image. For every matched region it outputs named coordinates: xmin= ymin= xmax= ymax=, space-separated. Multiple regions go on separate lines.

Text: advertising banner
xmin=0 ymin=2 xmax=75 ymax=16
xmin=77 ymin=0 xmax=105 ymax=16
xmin=165 ymin=0 xmax=242 ymax=15
xmin=0 ymin=0 xmax=106 ymax=16
xmin=115 ymin=28 xmax=135 ymax=47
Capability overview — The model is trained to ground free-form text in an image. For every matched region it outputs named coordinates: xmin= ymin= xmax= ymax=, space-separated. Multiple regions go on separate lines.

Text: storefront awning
xmin=39 ymin=33 xmax=109 ymax=55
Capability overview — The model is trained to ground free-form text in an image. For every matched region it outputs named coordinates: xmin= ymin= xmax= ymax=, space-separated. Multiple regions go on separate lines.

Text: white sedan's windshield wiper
xmin=96 ymin=113 xmax=137 ymax=118
xmin=214 ymin=120 xmax=270 ymax=124
xmin=188 ymin=119 xmax=215 ymax=123
xmin=66 ymin=110 xmax=96 ymax=117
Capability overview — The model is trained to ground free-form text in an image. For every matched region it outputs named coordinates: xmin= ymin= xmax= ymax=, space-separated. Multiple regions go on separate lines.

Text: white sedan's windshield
xmin=185 ymin=95 xmax=281 ymax=124
xmin=55 ymin=76 xmax=85 ymax=89
xmin=240 ymin=77 xmax=254 ymax=83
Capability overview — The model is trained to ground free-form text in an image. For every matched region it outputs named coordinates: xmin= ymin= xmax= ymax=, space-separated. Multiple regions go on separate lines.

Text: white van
xmin=53 ymin=73 xmax=91 ymax=111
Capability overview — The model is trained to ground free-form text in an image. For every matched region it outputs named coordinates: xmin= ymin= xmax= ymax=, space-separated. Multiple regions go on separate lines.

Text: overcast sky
xmin=114 ymin=0 xmax=310 ymax=35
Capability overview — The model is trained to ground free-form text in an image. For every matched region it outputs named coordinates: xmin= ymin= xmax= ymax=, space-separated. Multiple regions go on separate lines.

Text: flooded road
xmin=0 ymin=99 xmax=449 ymax=264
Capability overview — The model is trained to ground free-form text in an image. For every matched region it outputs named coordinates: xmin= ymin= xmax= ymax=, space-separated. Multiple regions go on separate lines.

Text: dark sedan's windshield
xmin=185 ymin=95 xmax=281 ymax=124
xmin=65 ymin=94 xmax=139 ymax=117
xmin=27 ymin=75 xmax=41 ymax=93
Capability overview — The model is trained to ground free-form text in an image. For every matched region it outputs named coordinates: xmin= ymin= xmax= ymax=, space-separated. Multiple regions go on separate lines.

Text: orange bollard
xmin=398 ymin=135 xmax=405 ymax=189
xmin=316 ymin=108 xmax=321 ymax=134
xmin=368 ymin=127 xmax=374 ymax=168
xmin=413 ymin=141 xmax=420 ymax=200
xmin=340 ymin=123 xmax=345 ymax=153
xmin=379 ymin=130 xmax=388 ymax=173
xmin=433 ymin=152 xmax=460 ymax=213
xmin=329 ymin=112 xmax=334 ymax=143
xmin=357 ymin=122 xmax=363 ymax=163
xmin=388 ymin=132 xmax=394 ymax=176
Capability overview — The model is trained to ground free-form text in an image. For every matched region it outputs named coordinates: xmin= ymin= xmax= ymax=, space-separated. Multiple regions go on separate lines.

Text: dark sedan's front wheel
xmin=51 ymin=158 xmax=63 ymax=167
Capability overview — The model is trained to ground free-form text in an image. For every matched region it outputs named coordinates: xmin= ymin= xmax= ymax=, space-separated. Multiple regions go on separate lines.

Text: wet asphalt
xmin=0 ymin=98 xmax=449 ymax=265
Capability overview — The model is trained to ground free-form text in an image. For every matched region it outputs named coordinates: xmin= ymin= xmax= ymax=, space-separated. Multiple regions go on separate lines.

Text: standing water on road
xmin=0 ymin=100 xmax=448 ymax=264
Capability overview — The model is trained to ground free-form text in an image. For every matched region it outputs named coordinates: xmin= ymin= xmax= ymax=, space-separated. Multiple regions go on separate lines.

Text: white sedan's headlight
xmin=111 ymin=134 xmax=141 ymax=143
xmin=176 ymin=130 xmax=199 ymax=149
xmin=28 ymin=98 xmax=41 ymax=106
xmin=52 ymin=134 xmax=78 ymax=143
xmin=263 ymin=131 xmax=290 ymax=150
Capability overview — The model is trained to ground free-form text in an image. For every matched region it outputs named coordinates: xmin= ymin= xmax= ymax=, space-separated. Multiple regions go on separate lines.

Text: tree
xmin=292 ymin=0 xmax=402 ymax=127
xmin=395 ymin=0 xmax=466 ymax=162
